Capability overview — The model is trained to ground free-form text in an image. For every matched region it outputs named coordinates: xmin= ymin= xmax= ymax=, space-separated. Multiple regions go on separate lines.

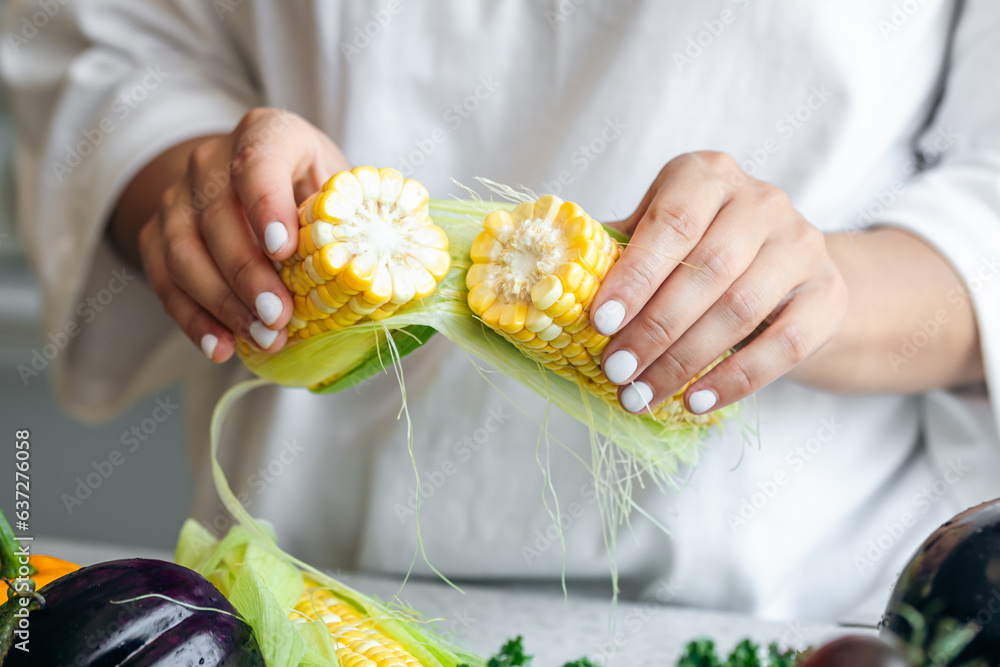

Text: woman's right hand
xmin=125 ymin=108 xmax=349 ymax=362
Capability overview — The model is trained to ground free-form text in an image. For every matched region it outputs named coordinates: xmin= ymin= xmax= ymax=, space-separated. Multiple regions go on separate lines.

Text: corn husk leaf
xmin=179 ymin=379 xmax=487 ymax=667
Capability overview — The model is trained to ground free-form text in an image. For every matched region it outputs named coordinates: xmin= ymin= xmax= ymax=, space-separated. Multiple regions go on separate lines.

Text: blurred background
xmin=0 ymin=67 xmax=190 ymax=550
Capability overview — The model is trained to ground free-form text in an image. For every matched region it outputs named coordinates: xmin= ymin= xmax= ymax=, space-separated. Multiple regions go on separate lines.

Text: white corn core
xmin=493 ymin=217 xmax=566 ymax=301
xmin=336 ymin=198 xmax=431 ymax=268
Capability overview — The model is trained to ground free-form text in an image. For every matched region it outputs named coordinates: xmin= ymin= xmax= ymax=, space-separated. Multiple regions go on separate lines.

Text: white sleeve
xmin=0 ymin=0 xmax=255 ymax=420
xmin=878 ymin=0 xmax=1000 ymax=450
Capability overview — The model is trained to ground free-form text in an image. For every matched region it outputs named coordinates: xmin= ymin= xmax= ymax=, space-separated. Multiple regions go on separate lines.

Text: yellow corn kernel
xmin=272 ymin=167 xmax=451 ymax=342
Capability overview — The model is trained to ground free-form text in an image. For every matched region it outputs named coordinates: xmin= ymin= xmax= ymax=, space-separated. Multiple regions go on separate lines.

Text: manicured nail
xmin=594 ymin=300 xmax=626 ymax=335
xmin=255 ymin=291 xmax=283 ymax=326
xmin=604 ymin=350 xmax=638 ymax=384
xmin=263 ymin=221 xmax=288 ymax=255
xmin=621 ymin=381 xmax=654 ymax=413
xmin=200 ymin=334 xmax=219 ymax=360
xmin=688 ymin=389 xmax=718 ymax=414
xmin=249 ymin=320 xmax=279 ymax=349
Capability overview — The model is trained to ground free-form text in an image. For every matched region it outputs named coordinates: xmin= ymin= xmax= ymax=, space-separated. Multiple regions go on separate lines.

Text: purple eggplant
xmin=882 ymin=498 xmax=1000 ymax=666
xmin=797 ymin=636 xmax=909 ymax=667
xmin=2 ymin=558 xmax=264 ymax=667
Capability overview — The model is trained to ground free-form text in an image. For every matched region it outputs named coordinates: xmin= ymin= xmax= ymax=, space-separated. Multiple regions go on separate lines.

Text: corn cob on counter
xmin=292 ymin=582 xmax=421 ymax=667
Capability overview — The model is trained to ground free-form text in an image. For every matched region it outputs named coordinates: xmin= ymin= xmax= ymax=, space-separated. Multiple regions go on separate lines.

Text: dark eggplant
xmin=796 ymin=635 xmax=909 ymax=667
xmin=882 ymin=498 xmax=1000 ymax=666
xmin=2 ymin=558 xmax=264 ymax=667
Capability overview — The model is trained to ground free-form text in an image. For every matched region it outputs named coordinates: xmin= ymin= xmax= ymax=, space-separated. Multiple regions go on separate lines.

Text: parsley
xmin=466 ymin=635 xmax=801 ymax=667
xmin=677 ymin=638 xmax=800 ymax=667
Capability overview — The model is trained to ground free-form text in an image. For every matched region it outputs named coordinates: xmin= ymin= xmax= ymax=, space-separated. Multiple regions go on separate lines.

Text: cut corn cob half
xmin=292 ymin=583 xmax=422 ymax=667
xmin=279 ymin=166 xmax=450 ymax=342
xmin=467 ymin=194 xmax=711 ymax=421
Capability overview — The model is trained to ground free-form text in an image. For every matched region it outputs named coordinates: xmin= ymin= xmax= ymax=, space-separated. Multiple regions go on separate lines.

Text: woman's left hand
xmin=591 ymin=151 xmax=848 ymax=416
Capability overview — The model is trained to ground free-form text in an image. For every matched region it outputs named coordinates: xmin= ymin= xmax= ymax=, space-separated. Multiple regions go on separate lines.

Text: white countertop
xmin=34 ymin=535 xmax=864 ymax=666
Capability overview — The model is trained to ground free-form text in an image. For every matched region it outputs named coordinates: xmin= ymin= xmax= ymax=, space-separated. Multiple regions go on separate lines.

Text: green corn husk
xmin=184 ymin=378 xmax=487 ymax=667
xmin=238 ymin=198 xmax=733 ymax=483
xmin=175 ymin=518 xmax=485 ymax=667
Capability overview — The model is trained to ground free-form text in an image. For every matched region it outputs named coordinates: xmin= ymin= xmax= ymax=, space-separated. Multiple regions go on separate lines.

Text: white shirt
xmin=3 ymin=0 xmax=1000 ymax=625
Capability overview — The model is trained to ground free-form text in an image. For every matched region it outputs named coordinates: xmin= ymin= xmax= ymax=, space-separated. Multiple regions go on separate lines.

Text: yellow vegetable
xmin=466 ymin=194 xmax=711 ymax=421
xmin=292 ymin=582 xmax=422 ymax=667
xmin=277 ymin=166 xmax=450 ymax=342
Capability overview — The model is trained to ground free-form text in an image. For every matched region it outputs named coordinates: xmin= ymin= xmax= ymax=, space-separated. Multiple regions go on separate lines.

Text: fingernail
xmin=200 ymin=334 xmax=219 ymax=360
xmin=255 ymin=291 xmax=283 ymax=326
xmin=594 ymin=300 xmax=626 ymax=335
xmin=604 ymin=350 xmax=638 ymax=384
xmin=621 ymin=381 xmax=654 ymax=414
xmin=263 ymin=221 xmax=288 ymax=255
xmin=688 ymin=389 xmax=718 ymax=414
xmin=249 ymin=320 xmax=279 ymax=349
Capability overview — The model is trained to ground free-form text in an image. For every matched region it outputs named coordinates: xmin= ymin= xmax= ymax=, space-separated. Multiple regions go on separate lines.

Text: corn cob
xmin=467 ymin=194 xmax=708 ymax=421
xmin=279 ymin=166 xmax=451 ymax=342
xmin=291 ymin=583 xmax=421 ymax=667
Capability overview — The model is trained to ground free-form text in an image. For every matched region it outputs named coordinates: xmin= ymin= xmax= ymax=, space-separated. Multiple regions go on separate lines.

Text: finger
xmin=591 ymin=152 xmax=744 ymax=337
xmin=680 ymin=278 xmax=846 ymax=415
xmin=159 ymin=184 xmax=262 ymax=345
xmin=600 ymin=195 xmax=773 ymax=386
xmin=296 ymin=145 xmax=350 ymax=202
xmin=229 ymin=110 xmax=347 ymax=261
xmin=140 ymin=215 xmax=236 ymax=362
xmin=197 ymin=184 xmax=293 ymax=334
xmin=615 ymin=240 xmax=807 ymax=411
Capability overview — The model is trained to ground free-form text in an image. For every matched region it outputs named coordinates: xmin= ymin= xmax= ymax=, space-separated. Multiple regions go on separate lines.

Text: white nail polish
xmin=249 ymin=320 xmax=279 ymax=349
xmin=255 ymin=291 xmax=283 ymax=326
xmin=594 ymin=300 xmax=626 ymax=335
xmin=621 ymin=381 xmax=654 ymax=413
xmin=200 ymin=334 xmax=219 ymax=360
xmin=604 ymin=350 xmax=638 ymax=385
xmin=263 ymin=222 xmax=288 ymax=255
xmin=689 ymin=389 xmax=718 ymax=414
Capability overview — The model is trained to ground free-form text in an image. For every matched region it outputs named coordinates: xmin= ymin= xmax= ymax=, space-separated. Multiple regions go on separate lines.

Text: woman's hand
xmin=120 ymin=108 xmax=348 ymax=362
xmin=592 ymin=151 xmax=848 ymax=415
